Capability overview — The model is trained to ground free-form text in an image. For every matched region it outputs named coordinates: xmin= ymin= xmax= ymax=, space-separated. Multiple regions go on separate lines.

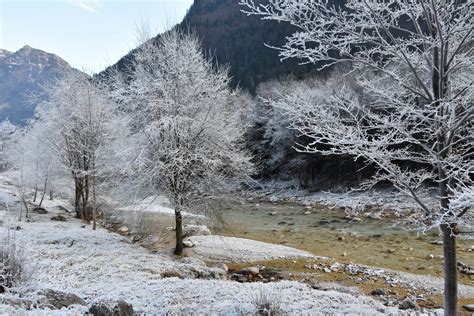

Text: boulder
xmin=183 ymin=224 xmax=211 ymax=238
xmin=398 ymin=298 xmax=418 ymax=310
xmin=370 ymin=288 xmax=388 ymax=296
xmin=118 ymin=226 xmax=129 ymax=234
xmin=50 ymin=215 xmax=67 ymax=222
xmin=33 ymin=207 xmax=48 ymax=214
xmin=244 ymin=266 xmax=260 ymax=275
xmin=463 ymin=304 xmax=474 ymax=312
xmin=457 ymin=261 xmax=474 ymax=275
xmin=183 ymin=239 xmax=195 ymax=248
xmin=37 ymin=289 xmax=86 ymax=309
xmin=89 ymin=299 xmax=133 ymax=316
xmin=216 ymin=263 xmax=229 ymax=273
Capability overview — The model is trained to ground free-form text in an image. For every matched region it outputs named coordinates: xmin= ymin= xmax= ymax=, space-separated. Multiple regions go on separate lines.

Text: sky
xmin=0 ymin=0 xmax=193 ymax=74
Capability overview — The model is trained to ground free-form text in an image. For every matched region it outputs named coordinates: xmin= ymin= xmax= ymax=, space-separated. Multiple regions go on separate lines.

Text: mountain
xmin=0 ymin=46 xmax=79 ymax=125
xmin=101 ymin=0 xmax=329 ymax=92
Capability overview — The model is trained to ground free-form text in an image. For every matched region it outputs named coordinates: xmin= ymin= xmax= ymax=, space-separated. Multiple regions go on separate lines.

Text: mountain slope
xmin=0 ymin=46 xmax=79 ymax=125
xmin=102 ymin=0 xmax=326 ymax=92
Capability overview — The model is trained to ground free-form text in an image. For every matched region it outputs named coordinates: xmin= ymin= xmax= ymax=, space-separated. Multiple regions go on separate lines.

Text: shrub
xmin=251 ymin=288 xmax=284 ymax=316
xmin=0 ymin=228 xmax=28 ymax=290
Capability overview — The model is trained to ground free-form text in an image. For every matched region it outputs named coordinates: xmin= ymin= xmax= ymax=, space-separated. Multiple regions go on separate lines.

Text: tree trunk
xmin=38 ymin=178 xmax=48 ymax=208
xmin=81 ymin=190 xmax=87 ymax=220
xmin=174 ymin=204 xmax=184 ymax=255
xmin=74 ymin=180 xmax=82 ymax=219
xmin=442 ymin=223 xmax=457 ymax=315
xmin=92 ymin=172 xmax=97 ymax=230
xmin=33 ymin=185 xmax=38 ymax=203
xmin=22 ymin=196 xmax=29 ymax=219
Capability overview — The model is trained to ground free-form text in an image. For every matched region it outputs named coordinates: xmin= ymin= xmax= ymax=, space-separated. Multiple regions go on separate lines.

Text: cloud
xmin=66 ymin=0 xmax=101 ymax=14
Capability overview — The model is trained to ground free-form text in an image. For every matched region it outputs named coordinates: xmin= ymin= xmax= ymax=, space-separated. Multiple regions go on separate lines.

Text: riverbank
xmin=0 ymin=175 xmax=409 ymax=315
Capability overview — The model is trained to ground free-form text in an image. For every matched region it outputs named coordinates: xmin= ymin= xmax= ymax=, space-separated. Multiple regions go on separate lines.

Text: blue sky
xmin=0 ymin=0 xmax=193 ymax=73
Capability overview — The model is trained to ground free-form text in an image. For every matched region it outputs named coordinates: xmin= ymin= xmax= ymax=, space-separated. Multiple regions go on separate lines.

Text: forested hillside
xmin=103 ymin=0 xmax=330 ymax=92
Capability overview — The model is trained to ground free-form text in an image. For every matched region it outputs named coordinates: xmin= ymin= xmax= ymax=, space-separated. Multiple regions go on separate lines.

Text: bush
xmin=252 ymin=288 xmax=284 ymax=316
xmin=0 ymin=229 xmax=28 ymax=290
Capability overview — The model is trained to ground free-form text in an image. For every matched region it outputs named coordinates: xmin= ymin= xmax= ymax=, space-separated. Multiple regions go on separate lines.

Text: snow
xmin=0 ymin=176 xmax=409 ymax=315
xmin=119 ymin=196 xmax=205 ymax=218
xmin=187 ymin=235 xmax=316 ymax=262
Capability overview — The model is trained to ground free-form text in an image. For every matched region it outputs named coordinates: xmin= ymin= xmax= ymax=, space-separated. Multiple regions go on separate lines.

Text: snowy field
xmin=0 ymin=176 xmax=418 ymax=315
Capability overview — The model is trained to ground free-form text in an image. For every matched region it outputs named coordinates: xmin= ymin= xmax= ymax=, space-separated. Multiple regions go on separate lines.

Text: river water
xmin=138 ymin=198 xmax=473 ymax=285
xmin=212 ymin=199 xmax=473 ymax=285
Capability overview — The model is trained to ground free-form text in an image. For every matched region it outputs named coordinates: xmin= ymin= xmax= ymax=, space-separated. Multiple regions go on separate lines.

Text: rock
xmin=183 ymin=239 xmax=194 ymax=248
xmin=50 ymin=215 xmax=66 ymax=222
xmin=269 ymin=211 xmax=278 ymax=216
xmin=310 ymin=282 xmax=320 ymax=289
xmin=463 ymin=304 xmax=474 ymax=312
xmin=37 ymin=289 xmax=86 ymax=309
xmin=33 ymin=207 xmax=48 ymax=214
xmin=216 ymin=263 xmax=228 ymax=273
xmin=324 ymin=267 xmax=331 ymax=273
xmin=430 ymin=240 xmax=443 ymax=245
xmin=304 ymin=211 xmax=311 ymax=215
xmin=305 ymin=206 xmax=312 ymax=210
xmin=371 ymin=288 xmax=388 ymax=296
xmin=244 ymin=266 xmax=260 ymax=275
xmin=118 ymin=226 xmax=129 ymax=234
xmin=457 ymin=261 xmax=474 ymax=275
xmin=341 ymin=252 xmax=347 ymax=257
xmin=182 ymin=224 xmax=211 ymax=238
xmin=330 ymin=263 xmax=343 ymax=272
xmin=387 ymin=248 xmax=396 ymax=254
xmin=428 ymin=254 xmax=435 ymax=259
xmin=337 ymin=236 xmax=345 ymax=241
xmin=398 ymin=298 xmax=418 ymax=310
xmin=89 ymin=299 xmax=133 ymax=316
xmin=367 ymin=213 xmax=382 ymax=220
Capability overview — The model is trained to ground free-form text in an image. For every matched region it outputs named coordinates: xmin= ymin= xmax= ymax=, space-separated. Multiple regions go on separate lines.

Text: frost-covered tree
xmin=241 ymin=0 xmax=473 ymax=313
xmin=35 ymin=72 xmax=118 ymax=229
xmin=0 ymin=119 xmax=17 ymax=172
xmin=111 ymin=29 xmax=254 ymax=255
xmin=9 ymin=121 xmax=59 ymax=210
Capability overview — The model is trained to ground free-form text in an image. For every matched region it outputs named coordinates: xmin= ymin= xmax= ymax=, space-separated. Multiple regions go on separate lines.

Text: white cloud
xmin=66 ymin=0 xmax=101 ymax=14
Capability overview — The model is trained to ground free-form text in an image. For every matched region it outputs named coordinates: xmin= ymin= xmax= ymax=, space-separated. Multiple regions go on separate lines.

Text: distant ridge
xmin=0 ymin=45 xmax=81 ymax=125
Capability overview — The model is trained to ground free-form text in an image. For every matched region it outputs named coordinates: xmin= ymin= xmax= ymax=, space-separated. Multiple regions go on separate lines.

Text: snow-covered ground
xmin=187 ymin=235 xmax=316 ymax=262
xmin=118 ymin=195 xmax=205 ymax=218
xmin=248 ymin=180 xmax=437 ymax=213
xmin=0 ymin=176 xmax=413 ymax=315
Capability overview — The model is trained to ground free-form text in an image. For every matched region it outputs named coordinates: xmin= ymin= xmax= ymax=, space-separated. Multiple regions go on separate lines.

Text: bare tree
xmin=111 ymin=29 xmax=254 ymax=255
xmin=240 ymin=0 xmax=473 ymax=313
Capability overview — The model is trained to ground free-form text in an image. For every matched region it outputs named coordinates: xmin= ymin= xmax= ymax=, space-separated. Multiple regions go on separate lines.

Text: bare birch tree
xmin=240 ymin=0 xmax=473 ymax=313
